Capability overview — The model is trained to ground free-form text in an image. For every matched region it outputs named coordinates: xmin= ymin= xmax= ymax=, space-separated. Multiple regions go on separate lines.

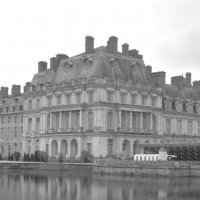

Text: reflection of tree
xmin=70 ymin=179 xmax=77 ymax=199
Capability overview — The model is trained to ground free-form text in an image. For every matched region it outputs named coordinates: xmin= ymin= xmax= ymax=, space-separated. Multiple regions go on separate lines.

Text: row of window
xmin=27 ymin=91 xmax=158 ymax=111
xmin=27 ymin=91 xmax=94 ymax=110
xmin=165 ymin=118 xmax=200 ymax=135
xmin=107 ymin=91 xmax=157 ymax=106
xmin=30 ymin=111 xmax=156 ymax=132
xmin=0 ymin=105 xmax=23 ymax=113
xmin=163 ymin=100 xmax=200 ymax=114
xmin=0 ymin=116 xmax=23 ymax=125
xmin=0 ymin=126 xmax=23 ymax=139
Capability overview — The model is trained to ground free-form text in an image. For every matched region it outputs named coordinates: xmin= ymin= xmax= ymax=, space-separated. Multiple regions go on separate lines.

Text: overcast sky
xmin=0 ymin=0 xmax=200 ymax=91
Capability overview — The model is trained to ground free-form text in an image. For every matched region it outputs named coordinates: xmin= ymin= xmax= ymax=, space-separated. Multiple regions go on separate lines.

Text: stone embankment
xmin=1 ymin=159 xmax=200 ymax=177
xmin=93 ymin=158 xmax=200 ymax=177
xmin=0 ymin=161 xmax=93 ymax=174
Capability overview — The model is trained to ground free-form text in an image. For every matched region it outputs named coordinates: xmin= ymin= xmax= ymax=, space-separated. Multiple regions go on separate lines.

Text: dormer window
xmin=47 ymin=96 xmax=52 ymax=107
xmin=76 ymin=92 xmax=81 ymax=104
xmin=107 ymin=91 xmax=114 ymax=102
xmin=151 ymin=96 xmax=157 ymax=107
xmin=88 ymin=91 xmax=94 ymax=103
xmin=120 ymin=93 xmax=126 ymax=104
xmin=142 ymin=95 xmax=147 ymax=105
xmin=56 ymin=95 xmax=62 ymax=105
xmin=132 ymin=94 xmax=137 ymax=105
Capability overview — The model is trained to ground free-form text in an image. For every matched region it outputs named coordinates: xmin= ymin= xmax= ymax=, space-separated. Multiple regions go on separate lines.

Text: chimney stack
xmin=185 ymin=72 xmax=191 ymax=87
xmin=151 ymin=72 xmax=166 ymax=87
xmin=0 ymin=87 xmax=8 ymax=99
xmin=122 ymin=43 xmax=129 ymax=56
xmin=50 ymin=57 xmax=57 ymax=70
xmin=11 ymin=85 xmax=21 ymax=96
xmin=85 ymin=36 xmax=94 ymax=54
xmin=38 ymin=61 xmax=47 ymax=73
xmin=50 ymin=54 xmax=68 ymax=71
xmin=107 ymin=36 xmax=118 ymax=53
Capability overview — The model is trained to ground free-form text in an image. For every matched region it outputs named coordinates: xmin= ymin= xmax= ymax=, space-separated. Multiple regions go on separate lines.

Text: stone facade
xmin=1 ymin=36 xmax=200 ymax=160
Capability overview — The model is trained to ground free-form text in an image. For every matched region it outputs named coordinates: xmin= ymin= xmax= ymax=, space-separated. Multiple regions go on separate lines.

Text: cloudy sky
xmin=0 ymin=0 xmax=200 ymax=91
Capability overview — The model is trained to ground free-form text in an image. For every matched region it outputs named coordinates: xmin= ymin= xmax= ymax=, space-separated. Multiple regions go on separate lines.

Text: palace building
xmin=1 ymin=36 xmax=200 ymax=160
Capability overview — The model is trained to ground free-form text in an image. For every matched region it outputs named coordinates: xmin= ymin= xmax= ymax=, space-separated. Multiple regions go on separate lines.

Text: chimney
xmin=1 ymin=87 xmax=8 ymax=99
xmin=185 ymin=72 xmax=191 ymax=86
xmin=122 ymin=43 xmax=129 ymax=56
xmin=151 ymin=72 xmax=166 ymax=87
xmin=50 ymin=57 xmax=57 ymax=70
xmin=129 ymin=49 xmax=143 ymax=59
xmin=145 ymin=65 xmax=152 ymax=79
xmin=24 ymin=82 xmax=31 ymax=93
xmin=107 ymin=36 xmax=118 ymax=53
xmin=85 ymin=36 xmax=94 ymax=54
xmin=193 ymin=80 xmax=200 ymax=89
xmin=171 ymin=76 xmax=184 ymax=89
xmin=11 ymin=85 xmax=21 ymax=96
xmin=38 ymin=61 xmax=47 ymax=73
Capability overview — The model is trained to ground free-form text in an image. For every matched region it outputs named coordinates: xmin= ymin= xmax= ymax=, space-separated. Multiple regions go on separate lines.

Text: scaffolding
xmin=142 ymin=144 xmax=200 ymax=161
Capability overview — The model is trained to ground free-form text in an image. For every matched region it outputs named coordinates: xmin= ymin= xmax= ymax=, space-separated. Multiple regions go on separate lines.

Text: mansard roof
xmin=163 ymin=84 xmax=200 ymax=101
xmin=53 ymin=46 xmax=148 ymax=84
xmin=31 ymin=69 xmax=55 ymax=85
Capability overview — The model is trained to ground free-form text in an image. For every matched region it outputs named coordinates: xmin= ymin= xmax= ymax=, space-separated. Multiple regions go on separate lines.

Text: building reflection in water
xmin=0 ymin=170 xmax=200 ymax=200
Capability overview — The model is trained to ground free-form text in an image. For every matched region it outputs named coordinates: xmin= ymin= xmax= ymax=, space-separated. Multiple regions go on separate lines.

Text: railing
xmin=94 ymin=158 xmax=200 ymax=168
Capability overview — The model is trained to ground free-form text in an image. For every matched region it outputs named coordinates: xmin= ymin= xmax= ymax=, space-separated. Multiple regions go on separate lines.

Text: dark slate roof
xmin=163 ymin=84 xmax=200 ymax=101
xmin=31 ymin=70 xmax=54 ymax=85
xmin=53 ymin=46 xmax=148 ymax=84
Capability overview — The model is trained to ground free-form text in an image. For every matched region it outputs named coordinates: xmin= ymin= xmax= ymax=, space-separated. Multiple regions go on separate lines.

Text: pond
xmin=0 ymin=170 xmax=200 ymax=200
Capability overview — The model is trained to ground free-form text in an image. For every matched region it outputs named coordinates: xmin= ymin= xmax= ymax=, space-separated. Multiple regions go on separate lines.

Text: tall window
xmin=8 ymin=127 xmax=11 ymax=139
xmin=63 ymin=112 xmax=69 ymax=130
xmin=47 ymin=96 xmax=52 ymax=107
xmin=120 ymin=93 xmax=126 ymax=104
xmin=152 ymin=114 xmax=157 ymax=131
xmin=56 ymin=95 xmax=62 ymax=105
xmin=107 ymin=111 xmax=113 ymax=130
xmin=8 ymin=116 xmax=11 ymax=124
xmin=76 ymin=92 xmax=81 ymax=104
xmin=142 ymin=113 xmax=150 ymax=130
xmin=151 ymin=96 xmax=157 ymax=107
xmin=107 ymin=91 xmax=113 ymax=102
xmin=1 ymin=128 xmax=4 ymax=139
xmin=72 ymin=111 xmax=80 ymax=129
xmin=66 ymin=94 xmax=71 ymax=104
xmin=108 ymin=139 xmax=113 ymax=155
xmin=132 ymin=94 xmax=137 ymax=105
xmin=88 ymin=91 xmax=94 ymax=103
xmin=47 ymin=114 xmax=50 ymax=131
xmin=132 ymin=112 xmax=137 ymax=130
xmin=88 ymin=111 xmax=93 ymax=130
xmin=87 ymin=143 xmax=92 ymax=155
xmin=28 ymin=100 xmax=33 ymax=110
xmin=28 ymin=118 xmax=32 ymax=133
xmin=1 ymin=117 xmax=4 ymax=125
xmin=188 ymin=121 xmax=193 ymax=135
xmin=14 ymin=116 xmax=18 ymax=124
xmin=177 ymin=120 xmax=182 ymax=135
xmin=53 ymin=113 xmax=59 ymax=131
xmin=21 ymin=127 xmax=23 ymax=136
xmin=36 ymin=117 xmax=40 ymax=133
xmin=36 ymin=99 xmax=41 ymax=110
xmin=14 ymin=127 xmax=18 ymax=138
xmin=198 ymin=121 xmax=200 ymax=136
xmin=121 ymin=111 xmax=129 ymax=130
xmin=166 ymin=118 xmax=171 ymax=134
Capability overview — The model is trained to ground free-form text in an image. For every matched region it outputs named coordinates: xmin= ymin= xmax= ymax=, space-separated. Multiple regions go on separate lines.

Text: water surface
xmin=0 ymin=170 xmax=200 ymax=200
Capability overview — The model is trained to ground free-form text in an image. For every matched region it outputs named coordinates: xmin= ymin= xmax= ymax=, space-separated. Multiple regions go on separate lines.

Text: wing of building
xmin=1 ymin=36 xmax=200 ymax=160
